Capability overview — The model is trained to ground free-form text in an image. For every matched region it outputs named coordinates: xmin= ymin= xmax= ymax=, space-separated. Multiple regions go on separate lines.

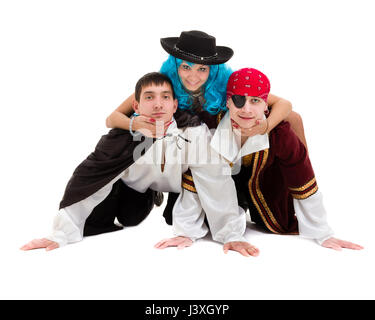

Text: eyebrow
xmin=181 ymin=62 xmax=208 ymax=68
xmin=142 ymin=90 xmax=173 ymax=95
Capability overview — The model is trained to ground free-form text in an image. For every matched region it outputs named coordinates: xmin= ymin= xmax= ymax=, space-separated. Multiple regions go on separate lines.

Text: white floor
xmin=3 ymin=193 xmax=373 ymax=300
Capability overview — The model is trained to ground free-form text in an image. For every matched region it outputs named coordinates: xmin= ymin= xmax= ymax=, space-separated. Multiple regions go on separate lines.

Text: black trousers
xmin=83 ymin=180 xmax=155 ymax=236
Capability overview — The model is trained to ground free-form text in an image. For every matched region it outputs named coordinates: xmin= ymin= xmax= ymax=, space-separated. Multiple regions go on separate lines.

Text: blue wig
xmin=160 ymin=55 xmax=232 ymax=115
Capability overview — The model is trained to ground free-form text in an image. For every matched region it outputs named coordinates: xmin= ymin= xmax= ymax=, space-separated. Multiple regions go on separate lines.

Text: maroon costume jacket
xmin=231 ymin=121 xmax=317 ymax=234
xmin=170 ymin=116 xmax=318 ymax=235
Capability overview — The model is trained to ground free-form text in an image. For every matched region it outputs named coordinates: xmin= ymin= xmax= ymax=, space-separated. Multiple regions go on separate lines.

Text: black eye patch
xmin=231 ymin=95 xmax=246 ymax=108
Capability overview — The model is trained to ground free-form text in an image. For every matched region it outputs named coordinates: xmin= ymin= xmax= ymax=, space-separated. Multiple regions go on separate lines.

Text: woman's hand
xmin=154 ymin=236 xmax=193 ymax=250
xmin=223 ymin=241 xmax=259 ymax=257
xmin=321 ymin=237 xmax=364 ymax=251
xmin=231 ymin=119 xmax=268 ymax=138
xmin=133 ymin=116 xmax=173 ymax=138
xmin=20 ymin=238 xmax=59 ymax=251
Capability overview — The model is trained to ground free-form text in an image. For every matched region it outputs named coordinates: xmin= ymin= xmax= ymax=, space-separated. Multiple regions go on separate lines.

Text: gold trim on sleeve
xmin=289 ymin=177 xmax=316 ymax=192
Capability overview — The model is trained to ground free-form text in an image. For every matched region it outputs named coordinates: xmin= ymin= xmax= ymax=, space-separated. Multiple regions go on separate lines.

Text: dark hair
xmin=135 ymin=72 xmax=175 ymax=102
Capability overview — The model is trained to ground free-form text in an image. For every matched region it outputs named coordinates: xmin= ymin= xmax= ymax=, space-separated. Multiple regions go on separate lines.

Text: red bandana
xmin=227 ymin=68 xmax=271 ymax=102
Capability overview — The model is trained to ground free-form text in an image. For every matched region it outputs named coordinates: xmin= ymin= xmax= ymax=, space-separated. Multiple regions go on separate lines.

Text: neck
xmin=240 ymin=135 xmax=248 ymax=147
xmin=233 ymin=128 xmax=249 ymax=147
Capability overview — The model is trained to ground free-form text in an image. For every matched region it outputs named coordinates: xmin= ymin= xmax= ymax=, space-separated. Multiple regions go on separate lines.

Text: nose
xmin=153 ymin=96 xmax=163 ymax=109
xmin=187 ymin=70 xmax=199 ymax=81
xmin=241 ymin=100 xmax=254 ymax=113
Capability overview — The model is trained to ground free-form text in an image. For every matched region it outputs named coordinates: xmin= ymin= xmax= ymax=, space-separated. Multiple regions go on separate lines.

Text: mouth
xmin=152 ymin=112 xmax=166 ymax=117
xmin=238 ymin=115 xmax=255 ymax=120
xmin=186 ymin=81 xmax=200 ymax=87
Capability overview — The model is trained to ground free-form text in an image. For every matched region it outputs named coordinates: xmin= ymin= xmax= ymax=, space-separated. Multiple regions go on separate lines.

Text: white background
xmin=1 ymin=0 xmax=374 ymax=300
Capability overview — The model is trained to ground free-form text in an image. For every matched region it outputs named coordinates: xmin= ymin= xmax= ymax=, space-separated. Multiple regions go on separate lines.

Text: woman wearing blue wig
xmin=106 ymin=30 xmax=309 ymax=223
xmin=106 ymin=30 xmax=307 ymax=148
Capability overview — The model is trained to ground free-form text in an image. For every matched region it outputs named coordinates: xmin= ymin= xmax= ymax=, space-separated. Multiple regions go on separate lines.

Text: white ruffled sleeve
xmin=45 ymin=179 xmax=115 ymax=247
xmin=293 ymin=190 xmax=334 ymax=245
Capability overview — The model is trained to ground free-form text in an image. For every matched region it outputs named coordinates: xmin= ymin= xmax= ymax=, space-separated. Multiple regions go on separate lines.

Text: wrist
xmin=262 ymin=119 xmax=269 ymax=135
xmin=129 ymin=116 xmax=140 ymax=136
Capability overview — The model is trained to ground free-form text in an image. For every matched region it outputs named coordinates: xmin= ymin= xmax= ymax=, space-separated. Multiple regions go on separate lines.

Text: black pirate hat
xmin=160 ymin=30 xmax=234 ymax=65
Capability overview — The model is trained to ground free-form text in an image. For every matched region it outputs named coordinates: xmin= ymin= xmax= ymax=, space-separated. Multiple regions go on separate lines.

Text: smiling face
xmin=228 ymin=96 xmax=268 ymax=129
xmin=177 ymin=61 xmax=210 ymax=92
xmin=133 ymin=82 xmax=178 ymax=123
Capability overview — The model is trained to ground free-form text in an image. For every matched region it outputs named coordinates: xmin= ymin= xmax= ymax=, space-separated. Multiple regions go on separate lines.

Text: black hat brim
xmin=160 ymin=37 xmax=233 ymax=65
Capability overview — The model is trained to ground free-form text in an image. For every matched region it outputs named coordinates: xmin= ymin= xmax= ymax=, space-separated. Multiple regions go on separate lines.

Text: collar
xmin=164 ymin=117 xmax=180 ymax=138
xmin=210 ymin=112 xmax=269 ymax=163
xmin=158 ymin=117 xmax=190 ymax=149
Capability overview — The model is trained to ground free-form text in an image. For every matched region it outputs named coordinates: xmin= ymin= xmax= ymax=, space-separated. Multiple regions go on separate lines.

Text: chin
xmin=156 ymin=115 xmax=173 ymax=123
xmin=237 ymin=120 xmax=256 ymax=128
xmin=183 ymin=83 xmax=201 ymax=92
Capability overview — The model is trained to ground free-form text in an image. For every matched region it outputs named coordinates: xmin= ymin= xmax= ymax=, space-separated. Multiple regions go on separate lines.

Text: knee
xmin=116 ymin=195 xmax=154 ymax=227
xmin=117 ymin=210 xmax=151 ymax=227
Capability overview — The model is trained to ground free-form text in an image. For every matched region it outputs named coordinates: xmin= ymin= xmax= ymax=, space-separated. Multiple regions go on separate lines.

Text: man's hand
xmin=231 ymin=119 xmax=268 ymax=138
xmin=154 ymin=236 xmax=193 ymax=250
xmin=321 ymin=237 xmax=364 ymax=251
xmin=20 ymin=238 xmax=59 ymax=251
xmin=223 ymin=241 xmax=260 ymax=257
xmin=133 ymin=116 xmax=173 ymax=138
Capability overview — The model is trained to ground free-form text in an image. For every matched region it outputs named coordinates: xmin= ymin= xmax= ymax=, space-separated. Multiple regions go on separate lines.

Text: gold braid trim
xmin=289 ymin=177 xmax=318 ymax=200
xmin=289 ymin=177 xmax=316 ymax=192
xmin=182 ymin=172 xmax=197 ymax=193
xmin=216 ymin=111 xmax=224 ymax=125
xmin=248 ymin=150 xmax=285 ymax=234
xmin=182 ymin=182 xmax=197 ymax=193
xmin=182 ymin=172 xmax=193 ymax=182
xmin=291 ymin=187 xmax=318 ymax=200
xmin=242 ymin=154 xmax=254 ymax=167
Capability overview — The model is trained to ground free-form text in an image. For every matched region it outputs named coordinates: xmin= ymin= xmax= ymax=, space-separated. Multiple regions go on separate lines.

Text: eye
xmin=251 ymin=98 xmax=260 ymax=103
xmin=145 ymin=95 xmax=153 ymax=100
xmin=181 ymin=64 xmax=191 ymax=70
xmin=199 ymin=67 xmax=208 ymax=72
xmin=232 ymin=95 xmax=246 ymax=108
xmin=163 ymin=95 xmax=170 ymax=99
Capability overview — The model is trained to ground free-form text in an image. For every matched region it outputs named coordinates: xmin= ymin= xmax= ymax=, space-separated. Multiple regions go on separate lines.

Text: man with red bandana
xmin=170 ymin=67 xmax=363 ymax=252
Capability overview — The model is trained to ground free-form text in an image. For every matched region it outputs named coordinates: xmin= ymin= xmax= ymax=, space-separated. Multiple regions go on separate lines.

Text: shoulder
xmin=270 ymin=121 xmax=297 ymax=144
xmin=270 ymin=121 xmax=305 ymax=160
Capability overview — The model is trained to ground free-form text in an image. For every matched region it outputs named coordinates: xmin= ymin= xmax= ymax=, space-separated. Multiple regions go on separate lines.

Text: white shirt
xmin=47 ymin=119 xmax=247 ymax=246
xmin=203 ymin=112 xmax=333 ymax=244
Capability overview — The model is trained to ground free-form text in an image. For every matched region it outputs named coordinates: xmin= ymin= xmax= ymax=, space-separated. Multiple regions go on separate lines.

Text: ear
xmin=132 ymin=100 xmax=139 ymax=114
xmin=262 ymin=99 xmax=268 ymax=111
xmin=226 ymin=97 xmax=231 ymax=109
xmin=172 ymin=98 xmax=178 ymax=114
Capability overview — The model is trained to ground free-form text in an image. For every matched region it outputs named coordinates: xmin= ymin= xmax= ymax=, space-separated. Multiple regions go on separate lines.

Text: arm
xmin=274 ymin=124 xmax=338 ymax=245
xmin=157 ymin=174 xmax=258 ymax=256
xmin=294 ymin=190 xmax=363 ymax=250
xmin=284 ymin=110 xmax=308 ymax=150
xmin=184 ymin=125 xmax=248 ymax=244
xmin=171 ymin=186 xmax=209 ymax=241
xmin=21 ymin=178 xmax=116 ymax=251
xmin=154 ymin=186 xmax=209 ymax=250
xmin=20 ymin=208 xmax=84 ymax=251
xmin=189 ymin=162 xmax=259 ymax=257
xmin=266 ymin=93 xmax=292 ymax=133
xmin=293 ymin=191 xmax=334 ymax=244
xmin=105 ymin=93 xmax=135 ymax=130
